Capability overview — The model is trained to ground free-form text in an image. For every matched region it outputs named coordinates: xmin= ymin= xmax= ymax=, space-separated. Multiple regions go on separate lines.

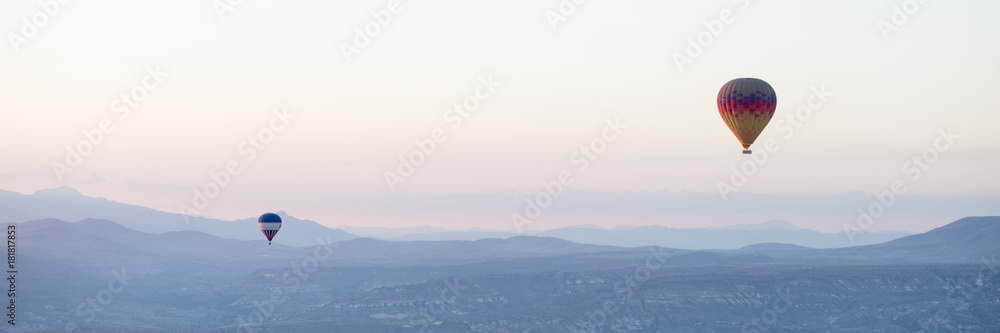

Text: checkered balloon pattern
xmin=717 ymin=78 xmax=777 ymax=150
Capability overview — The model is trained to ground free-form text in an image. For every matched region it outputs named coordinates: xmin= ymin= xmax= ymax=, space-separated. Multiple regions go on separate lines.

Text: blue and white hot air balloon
xmin=257 ymin=213 xmax=282 ymax=245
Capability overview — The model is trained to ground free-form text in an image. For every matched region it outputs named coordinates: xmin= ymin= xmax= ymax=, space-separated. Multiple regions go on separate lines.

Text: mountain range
xmin=0 ymin=187 xmax=357 ymax=246
xmin=10 ymin=216 xmax=1000 ymax=332
xmin=1 ymin=187 xmax=912 ymax=249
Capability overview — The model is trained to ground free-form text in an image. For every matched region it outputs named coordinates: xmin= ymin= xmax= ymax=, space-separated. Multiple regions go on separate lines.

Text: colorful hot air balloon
xmin=716 ymin=78 xmax=777 ymax=154
xmin=258 ymin=213 xmax=282 ymax=245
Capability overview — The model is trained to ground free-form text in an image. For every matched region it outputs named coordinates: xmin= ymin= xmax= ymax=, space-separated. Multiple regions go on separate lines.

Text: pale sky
xmin=1 ymin=0 xmax=998 ymax=233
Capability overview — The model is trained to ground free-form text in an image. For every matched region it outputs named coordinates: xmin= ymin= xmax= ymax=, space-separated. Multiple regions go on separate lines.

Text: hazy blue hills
xmin=16 ymin=218 xmax=633 ymax=267
xmin=12 ymin=213 xmax=996 ymax=267
xmin=535 ymin=224 xmax=911 ymax=249
xmin=0 ymin=187 xmax=358 ymax=246
xmin=737 ymin=242 xmax=813 ymax=252
xmin=290 ymin=263 xmax=999 ymax=333
xmin=843 ymin=216 xmax=1000 ymax=262
xmin=3 ymin=187 xmax=917 ymax=250
xmin=6 ymin=189 xmax=997 ymax=332
xmin=18 ymin=218 xmax=301 ymax=259
xmin=731 ymin=217 xmax=1000 ymax=265
xmin=10 ymin=216 xmax=1000 ymax=332
xmin=873 ymin=216 xmax=1000 ymax=251
xmin=357 ymin=220 xmax=911 ymax=249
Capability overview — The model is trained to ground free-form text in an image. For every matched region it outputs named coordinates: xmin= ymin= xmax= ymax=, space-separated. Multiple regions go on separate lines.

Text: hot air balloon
xmin=258 ymin=213 xmax=282 ymax=245
xmin=716 ymin=78 xmax=777 ymax=154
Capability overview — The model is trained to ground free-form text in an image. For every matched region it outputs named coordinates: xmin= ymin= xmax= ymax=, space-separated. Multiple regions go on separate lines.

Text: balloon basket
xmin=742 ymin=149 xmax=752 ymax=154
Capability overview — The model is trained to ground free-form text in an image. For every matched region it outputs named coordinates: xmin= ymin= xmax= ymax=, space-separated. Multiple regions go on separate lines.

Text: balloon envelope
xmin=258 ymin=213 xmax=282 ymax=243
xmin=716 ymin=78 xmax=777 ymax=153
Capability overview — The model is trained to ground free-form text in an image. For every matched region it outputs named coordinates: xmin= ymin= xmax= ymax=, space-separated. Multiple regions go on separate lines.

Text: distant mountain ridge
xmin=738 ymin=242 xmax=813 ymax=251
xmin=19 ymin=216 xmax=998 ymax=264
xmin=1 ymin=186 xmax=910 ymax=249
xmin=0 ymin=187 xmax=358 ymax=246
xmin=709 ymin=219 xmax=800 ymax=230
xmin=345 ymin=221 xmax=911 ymax=249
xmin=18 ymin=218 xmax=299 ymax=258
xmin=860 ymin=216 xmax=1000 ymax=259
xmin=13 ymin=216 xmax=1000 ymax=331
xmin=17 ymin=218 xmax=633 ymax=267
xmin=532 ymin=224 xmax=911 ymax=249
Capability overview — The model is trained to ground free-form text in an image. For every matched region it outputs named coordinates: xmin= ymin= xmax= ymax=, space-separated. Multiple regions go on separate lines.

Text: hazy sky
xmin=2 ymin=0 xmax=998 ymax=233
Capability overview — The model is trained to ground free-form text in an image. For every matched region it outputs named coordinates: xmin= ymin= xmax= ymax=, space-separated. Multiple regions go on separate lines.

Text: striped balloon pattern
xmin=258 ymin=213 xmax=282 ymax=245
xmin=716 ymin=78 xmax=777 ymax=153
